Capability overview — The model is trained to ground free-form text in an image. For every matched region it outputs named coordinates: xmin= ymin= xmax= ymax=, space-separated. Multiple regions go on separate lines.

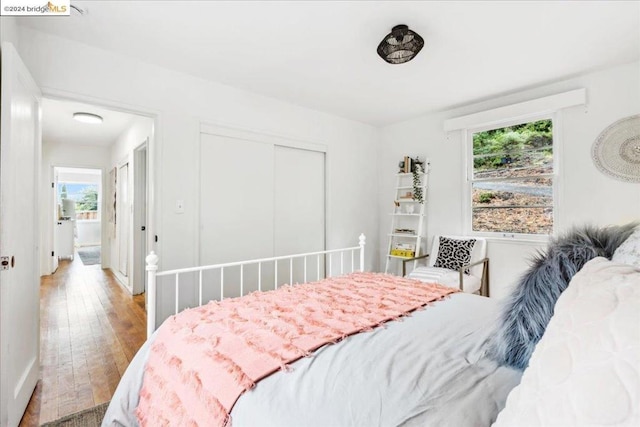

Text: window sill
xmin=482 ymin=234 xmax=550 ymax=245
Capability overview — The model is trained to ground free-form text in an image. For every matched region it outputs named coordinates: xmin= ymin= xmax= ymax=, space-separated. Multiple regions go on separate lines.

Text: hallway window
xmin=58 ymin=182 xmax=99 ymax=220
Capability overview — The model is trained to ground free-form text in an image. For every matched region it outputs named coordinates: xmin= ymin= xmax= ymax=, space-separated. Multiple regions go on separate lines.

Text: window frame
xmin=57 ymin=181 xmax=102 ymax=221
xmin=463 ymin=112 xmax=560 ymax=242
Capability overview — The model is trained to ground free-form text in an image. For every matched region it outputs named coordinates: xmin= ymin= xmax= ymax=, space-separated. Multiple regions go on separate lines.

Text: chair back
xmin=429 ymin=235 xmax=487 ymax=278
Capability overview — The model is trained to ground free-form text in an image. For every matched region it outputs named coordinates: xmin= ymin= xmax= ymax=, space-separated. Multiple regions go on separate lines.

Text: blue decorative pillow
xmin=490 ymin=223 xmax=637 ymax=370
xmin=433 ymin=237 xmax=476 ymax=272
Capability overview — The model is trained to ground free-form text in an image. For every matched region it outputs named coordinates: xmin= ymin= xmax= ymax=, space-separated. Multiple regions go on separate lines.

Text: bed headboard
xmin=144 ymin=234 xmax=366 ymax=338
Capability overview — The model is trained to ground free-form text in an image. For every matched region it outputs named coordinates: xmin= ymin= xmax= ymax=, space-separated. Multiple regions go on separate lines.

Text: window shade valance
xmin=443 ymin=88 xmax=586 ymax=132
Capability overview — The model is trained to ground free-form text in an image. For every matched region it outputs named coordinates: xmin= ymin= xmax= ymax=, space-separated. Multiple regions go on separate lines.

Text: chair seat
xmin=407 ymin=266 xmax=482 ymax=294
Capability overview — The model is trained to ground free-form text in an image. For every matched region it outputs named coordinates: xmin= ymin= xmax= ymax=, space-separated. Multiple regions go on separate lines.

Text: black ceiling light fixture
xmin=377 ymin=24 xmax=424 ymax=64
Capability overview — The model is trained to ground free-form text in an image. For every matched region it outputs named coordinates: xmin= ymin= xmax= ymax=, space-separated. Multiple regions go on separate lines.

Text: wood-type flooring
xmin=18 ymin=255 xmax=146 ymax=426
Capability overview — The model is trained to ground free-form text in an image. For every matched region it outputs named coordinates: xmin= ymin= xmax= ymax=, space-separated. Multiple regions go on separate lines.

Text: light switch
xmin=175 ymin=199 xmax=185 ymax=214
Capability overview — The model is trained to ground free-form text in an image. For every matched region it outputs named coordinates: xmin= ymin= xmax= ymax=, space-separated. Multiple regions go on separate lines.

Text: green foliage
xmin=472 ymin=119 xmax=552 ymax=171
xmin=76 ymin=187 xmax=98 ymax=211
xmin=412 ymin=163 xmax=424 ymax=204
xmin=500 ymin=132 xmax=525 ymax=152
xmin=478 ymin=192 xmax=495 ymax=203
xmin=511 ymin=120 xmax=552 ymax=133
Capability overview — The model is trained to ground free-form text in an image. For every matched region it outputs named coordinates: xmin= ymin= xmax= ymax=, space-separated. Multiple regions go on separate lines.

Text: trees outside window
xmin=77 ymin=187 xmax=98 ymax=211
xmin=58 ymin=183 xmax=99 ymax=219
xmin=470 ymin=118 xmax=554 ymax=235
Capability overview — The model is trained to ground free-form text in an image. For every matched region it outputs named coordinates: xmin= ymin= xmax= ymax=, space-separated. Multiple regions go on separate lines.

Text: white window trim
xmin=444 ymin=88 xmax=585 ymax=132
xmin=449 ymin=90 xmax=585 ymax=242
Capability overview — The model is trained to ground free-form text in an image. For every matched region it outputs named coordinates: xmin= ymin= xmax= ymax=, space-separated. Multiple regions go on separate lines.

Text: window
xmin=468 ymin=117 xmax=554 ymax=237
xmin=58 ymin=182 xmax=100 ymax=220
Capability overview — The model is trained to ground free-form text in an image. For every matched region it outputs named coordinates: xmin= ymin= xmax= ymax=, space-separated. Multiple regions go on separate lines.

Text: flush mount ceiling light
xmin=377 ymin=24 xmax=424 ymax=64
xmin=73 ymin=112 xmax=103 ymax=124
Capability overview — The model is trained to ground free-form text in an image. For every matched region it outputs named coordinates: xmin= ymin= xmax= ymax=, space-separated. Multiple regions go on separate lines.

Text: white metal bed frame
xmin=145 ymin=234 xmax=366 ymax=338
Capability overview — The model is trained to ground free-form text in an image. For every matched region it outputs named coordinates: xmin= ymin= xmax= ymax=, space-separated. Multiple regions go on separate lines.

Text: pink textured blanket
xmin=136 ymin=272 xmax=457 ymax=426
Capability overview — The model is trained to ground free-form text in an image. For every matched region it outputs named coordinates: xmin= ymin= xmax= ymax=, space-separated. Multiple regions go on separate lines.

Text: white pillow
xmin=612 ymin=227 xmax=640 ymax=267
xmin=493 ymin=257 xmax=640 ymax=427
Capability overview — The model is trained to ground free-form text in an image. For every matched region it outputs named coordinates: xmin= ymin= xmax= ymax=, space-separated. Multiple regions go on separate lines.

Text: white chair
xmin=403 ymin=235 xmax=489 ymax=296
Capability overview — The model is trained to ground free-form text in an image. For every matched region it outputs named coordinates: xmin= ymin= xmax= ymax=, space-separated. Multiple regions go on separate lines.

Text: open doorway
xmin=53 ymin=167 xmax=103 ymax=267
xmin=28 ymin=96 xmax=155 ymax=422
xmin=41 ymin=97 xmax=154 ymax=293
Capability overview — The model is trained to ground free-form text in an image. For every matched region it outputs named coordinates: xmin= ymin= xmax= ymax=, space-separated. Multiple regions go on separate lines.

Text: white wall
xmin=57 ymin=170 xmax=101 ymax=185
xmin=0 ymin=17 xmax=20 ymax=48
xmin=77 ymin=221 xmax=101 ymax=246
xmin=379 ymin=61 xmax=640 ymax=299
xmin=111 ymin=117 xmax=153 ymax=166
xmin=41 ymin=142 xmax=110 ymax=274
xmin=17 ymin=28 xmax=380 ymax=324
xmin=109 ymin=117 xmax=153 ymax=291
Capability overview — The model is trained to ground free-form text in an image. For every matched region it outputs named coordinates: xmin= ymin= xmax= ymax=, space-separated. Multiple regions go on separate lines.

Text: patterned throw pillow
xmin=433 ymin=237 xmax=476 ymax=272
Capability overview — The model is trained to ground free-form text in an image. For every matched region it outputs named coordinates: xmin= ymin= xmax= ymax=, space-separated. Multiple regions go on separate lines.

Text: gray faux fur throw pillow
xmin=490 ymin=222 xmax=638 ymax=370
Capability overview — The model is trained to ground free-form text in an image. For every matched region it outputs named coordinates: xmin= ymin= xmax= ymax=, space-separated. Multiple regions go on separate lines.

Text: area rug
xmin=77 ymin=246 xmax=101 ymax=266
xmin=41 ymin=402 xmax=109 ymax=426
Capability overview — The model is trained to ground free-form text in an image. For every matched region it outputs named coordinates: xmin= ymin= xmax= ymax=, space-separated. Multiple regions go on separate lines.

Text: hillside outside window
xmin=469 ymin=118 xmax=555 ymax=237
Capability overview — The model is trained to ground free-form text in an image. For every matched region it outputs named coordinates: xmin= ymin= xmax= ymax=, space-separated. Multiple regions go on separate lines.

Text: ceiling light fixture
xmin=377 ymin=24 xmax=424 ymax=64
xmin=73 ymin=112 xmax=103 ymax=124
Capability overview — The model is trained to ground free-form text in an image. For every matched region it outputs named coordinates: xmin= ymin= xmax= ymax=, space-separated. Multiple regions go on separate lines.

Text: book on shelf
xmin=403 ymin=156 xmax=412 ymax=173
xmin=390 ymin=240 xmax=416 ymax=257
xmin=393 ymin=242 xmax=416 ymax=251
xmin=394 ymin=228 xmax=416 ymax=235
xmin=390 ymin=248 xmax=415 ymax=258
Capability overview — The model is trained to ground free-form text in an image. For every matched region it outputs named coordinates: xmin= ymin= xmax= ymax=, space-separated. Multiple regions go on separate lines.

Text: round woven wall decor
xmin=591 ymin=114 xmax=640 ymax=183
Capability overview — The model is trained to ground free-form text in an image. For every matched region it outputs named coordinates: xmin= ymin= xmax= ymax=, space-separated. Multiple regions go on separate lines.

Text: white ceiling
xmin=21 ymin=1 xmax=640 ymax=126
xmin=42 ymin=98 xmax=137 ymax=146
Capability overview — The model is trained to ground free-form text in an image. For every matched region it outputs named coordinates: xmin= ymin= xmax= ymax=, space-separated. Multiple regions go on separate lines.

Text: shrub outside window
xmin=58 ymin=182 xmax=100 ymax=220
xmin=469 ymin=118 xmax=554 ymax=236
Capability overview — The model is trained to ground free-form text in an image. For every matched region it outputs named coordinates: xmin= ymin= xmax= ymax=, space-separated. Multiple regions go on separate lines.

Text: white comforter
xmin=103 ymin=293 xmax=521 ymax=426
xmin=494 ymin=257 xmax=640 ymax=426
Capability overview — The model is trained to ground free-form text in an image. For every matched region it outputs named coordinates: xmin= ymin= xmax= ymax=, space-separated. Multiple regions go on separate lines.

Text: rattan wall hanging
xmin=591 ymin=114 xmax=640 ymax=183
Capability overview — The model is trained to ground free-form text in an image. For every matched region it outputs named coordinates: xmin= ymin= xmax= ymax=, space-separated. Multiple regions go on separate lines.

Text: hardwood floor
xmin=19 ymin=255 xmax=146 ymax=426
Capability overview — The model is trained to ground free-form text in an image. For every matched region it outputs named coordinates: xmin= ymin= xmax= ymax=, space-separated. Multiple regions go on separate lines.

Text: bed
xmin=103 ymin=226 xmax=640 ymax=426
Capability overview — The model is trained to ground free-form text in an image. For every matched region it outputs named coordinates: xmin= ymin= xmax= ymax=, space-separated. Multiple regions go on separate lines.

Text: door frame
xmin=51 ymin=166 xmax=104 ymax=269
xmin=51 ymin=167 xmax=60 ymax=273
xmin=132 ymin=140 xmax=148 ymax=295
xmin=39 ymin=89 xmax=159 ymax=290
xmin=115 ymin=158 xmax=131 ymax=287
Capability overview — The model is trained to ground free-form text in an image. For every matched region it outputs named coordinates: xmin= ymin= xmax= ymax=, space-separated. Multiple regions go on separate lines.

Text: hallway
xmin=20 ymin=256 xmax=146 ymax=426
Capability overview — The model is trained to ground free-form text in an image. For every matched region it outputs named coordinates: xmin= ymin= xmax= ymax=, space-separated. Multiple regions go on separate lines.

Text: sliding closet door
xmin=199 ymin=132 xmax=326 ymax=297
xmin=199 ymin=134 xmax=274 ymax=298
xmin=200 ymin=134 xmax=274 ymax=263
xmin=274 ymin=146 xmax=325 ymax=284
